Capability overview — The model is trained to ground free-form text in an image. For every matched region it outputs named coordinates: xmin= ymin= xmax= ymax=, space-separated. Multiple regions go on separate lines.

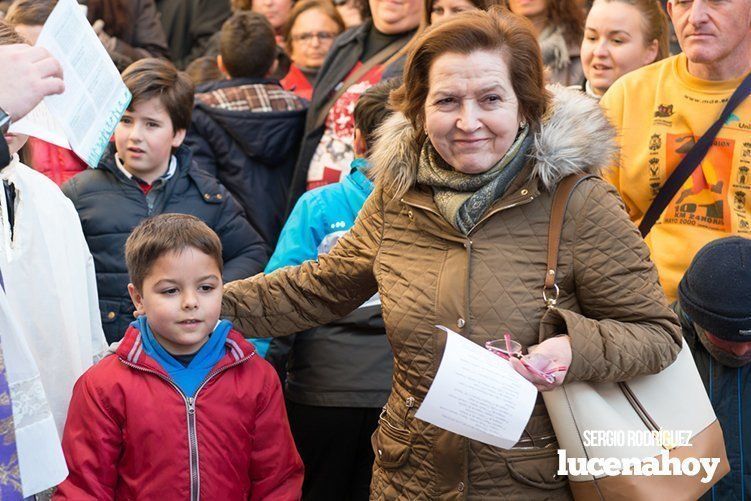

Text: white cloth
xmin=0 ymin=156 xmax=108 ymax=495
xmin=0 ymin=291 xmax=67 ymax=496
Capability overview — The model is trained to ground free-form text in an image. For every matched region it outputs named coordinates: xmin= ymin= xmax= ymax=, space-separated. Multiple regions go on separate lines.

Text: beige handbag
xmin=540 ymin=174 xmax=730 ymax=500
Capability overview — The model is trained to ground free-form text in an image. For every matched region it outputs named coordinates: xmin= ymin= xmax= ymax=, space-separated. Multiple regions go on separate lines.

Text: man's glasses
xmin=290 ymin=31 xmax=337 ymax=43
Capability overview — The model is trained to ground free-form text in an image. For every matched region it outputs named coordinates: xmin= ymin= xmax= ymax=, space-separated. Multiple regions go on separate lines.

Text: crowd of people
xmin=0 ymin=0 xmax=749 ymax=499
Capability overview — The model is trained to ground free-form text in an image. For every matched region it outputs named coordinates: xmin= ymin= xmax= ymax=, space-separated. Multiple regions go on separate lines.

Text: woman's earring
xmin=519 ymin=121 xmax=527 ymax=130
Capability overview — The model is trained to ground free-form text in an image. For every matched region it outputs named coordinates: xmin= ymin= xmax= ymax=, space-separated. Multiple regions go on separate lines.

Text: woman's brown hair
xmin=503 ymin=0 xmax=584 ymax=46
xmin=592 ymin=0 xmax=669 ymax=61
xmin=282 ymin=0 xmax=345 ymax=55
xmin=393 ymin=7 xmax=548 ymax=134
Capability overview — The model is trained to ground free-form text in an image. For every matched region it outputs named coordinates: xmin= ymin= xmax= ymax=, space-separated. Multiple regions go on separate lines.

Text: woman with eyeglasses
xmin=286 ymin=0 xmax=421 ymax=208
xmin=281 ymin=0 xmax=346 ymax=101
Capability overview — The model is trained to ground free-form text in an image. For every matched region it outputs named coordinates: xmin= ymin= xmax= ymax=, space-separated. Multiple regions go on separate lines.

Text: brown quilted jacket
xmin=222 ymin=87 xmax=682 ymax=500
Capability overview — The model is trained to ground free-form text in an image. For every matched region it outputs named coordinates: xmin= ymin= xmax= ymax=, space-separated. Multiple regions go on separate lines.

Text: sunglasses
xmin=485 ymin=333 xmax=567 ymax=384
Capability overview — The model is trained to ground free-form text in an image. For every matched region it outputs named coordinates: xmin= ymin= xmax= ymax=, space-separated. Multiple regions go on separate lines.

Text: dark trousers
xmin=286 ymin=401 xmax=381 ymax=501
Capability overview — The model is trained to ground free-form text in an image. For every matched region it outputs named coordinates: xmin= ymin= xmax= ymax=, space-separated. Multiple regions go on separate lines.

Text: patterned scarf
xmin=416 ymin=127 xmax=531 ymax=234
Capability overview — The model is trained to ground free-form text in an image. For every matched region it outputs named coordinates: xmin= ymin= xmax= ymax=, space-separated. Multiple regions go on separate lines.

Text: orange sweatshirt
xmin=601 ymin=53 xmax=751 ymax=301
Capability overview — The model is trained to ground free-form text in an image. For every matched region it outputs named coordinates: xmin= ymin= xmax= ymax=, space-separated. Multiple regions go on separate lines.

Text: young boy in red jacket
xmin=55 ymin=214 xmax=303 ymax=500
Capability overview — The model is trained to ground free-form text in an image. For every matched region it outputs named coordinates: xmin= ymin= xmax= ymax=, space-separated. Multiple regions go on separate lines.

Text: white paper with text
xmin=34 ymin=0 xmax=131 ymax=167
xmin=415 ymin=326 xmax=537 ymax=449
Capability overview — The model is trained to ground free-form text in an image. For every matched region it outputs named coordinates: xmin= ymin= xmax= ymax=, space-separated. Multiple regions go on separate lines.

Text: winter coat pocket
xmin=505 ymin=447 xmax=569 ymax=490
xmin=372 ymin=407 xmax=411 ymax=469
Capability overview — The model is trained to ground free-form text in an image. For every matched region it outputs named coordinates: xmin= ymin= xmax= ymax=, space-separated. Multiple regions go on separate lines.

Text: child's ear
xmin=128 ymin=283 xmax=146 ymax=316
xmin=216 ymin=55 xmax=230 ymax=79
xmin=171 ymin=128 xmax=187 ymax=148
xmin=353 ymin=128 xmax=367 ymax=157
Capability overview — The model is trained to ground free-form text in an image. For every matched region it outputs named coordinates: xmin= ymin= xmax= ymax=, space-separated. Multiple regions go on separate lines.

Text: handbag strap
xmin=545 ymin=176 xmax=670 ymax=438
xmin=313 ymin=41 xmax=404 ymax=132
xmin=544 ymin=173 xmax=597 ymax=308
xmin=638 ymin=71 xmax=751 ymax=237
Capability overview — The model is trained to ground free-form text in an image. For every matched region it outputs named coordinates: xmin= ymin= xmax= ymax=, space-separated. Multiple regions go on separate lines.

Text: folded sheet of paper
xmin=16 ymin=0 xmax=131 ymax=167
xmin=415 ymin=326 xmax=537 ymax=449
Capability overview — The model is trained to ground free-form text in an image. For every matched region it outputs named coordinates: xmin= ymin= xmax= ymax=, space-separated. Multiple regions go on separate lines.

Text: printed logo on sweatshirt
xmin=737 ymin=164 xmax=750 ymax=185
xmin=649 ymin=134 xmax=662 ymax=152
xmin=654 ymin=104 xmax=674 ymax=118
xmin=662 ymin=133 xmax=733 ymax=232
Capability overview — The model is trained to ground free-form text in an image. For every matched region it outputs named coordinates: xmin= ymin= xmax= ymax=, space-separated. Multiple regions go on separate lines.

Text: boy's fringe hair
xmin=125 ymin=214 xmax=223 ymax=291
xmin=121 ymin=58 xmax=195 ymax=132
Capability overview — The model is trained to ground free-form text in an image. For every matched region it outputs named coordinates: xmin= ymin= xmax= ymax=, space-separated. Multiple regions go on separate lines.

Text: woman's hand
xmin=509 ymin=335 xmax=571 ymax=391
xmin=93 ymin=20 xmax=116 ymax=52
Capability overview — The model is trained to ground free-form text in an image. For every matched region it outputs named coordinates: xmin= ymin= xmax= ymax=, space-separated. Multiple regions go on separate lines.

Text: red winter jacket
xmin=54 ymin=326 xmax=303 ymax=500
xmin=25 ymin=138 xmax=87 ymax=186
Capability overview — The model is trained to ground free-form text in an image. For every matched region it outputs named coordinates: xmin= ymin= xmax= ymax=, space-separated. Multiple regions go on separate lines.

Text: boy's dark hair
xmin=354 ymin=78 xmax=401 ymax=152
xmin=125 ymin=214 xmax=223 ymax=291
xmin=121 ymin=58 xmax=195 ymax=132
xmin=0 ymin=18 xmax=26 ymax=44
xmin=220 ymin=11 xmax=276 ymax=79
xmin=5 ymin=0 xmax=55 ymax=26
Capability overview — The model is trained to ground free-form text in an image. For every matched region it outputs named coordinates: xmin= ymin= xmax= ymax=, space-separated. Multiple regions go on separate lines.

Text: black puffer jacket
xmin=185 ymin=78 xmax=307 ymax=249
xmin=62 ymin=144 xmax=267 ymax=343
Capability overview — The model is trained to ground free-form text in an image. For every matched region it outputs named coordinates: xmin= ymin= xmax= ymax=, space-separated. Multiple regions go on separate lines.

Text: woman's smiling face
xmin=424 ymin=49 xmax=521 ymax=175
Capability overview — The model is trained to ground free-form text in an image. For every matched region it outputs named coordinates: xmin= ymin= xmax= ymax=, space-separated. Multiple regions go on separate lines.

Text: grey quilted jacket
xmin=222 ymin=87 xmax=682 ymax=500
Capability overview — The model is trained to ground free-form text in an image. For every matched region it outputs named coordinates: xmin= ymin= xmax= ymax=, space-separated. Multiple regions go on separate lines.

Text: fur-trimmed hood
xmin=370 ymin=85 xmax=617 ymax=196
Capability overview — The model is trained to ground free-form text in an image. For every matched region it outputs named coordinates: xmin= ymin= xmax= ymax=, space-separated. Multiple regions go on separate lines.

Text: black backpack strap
xmin=638 ymin=71 xmax=751 ymax=237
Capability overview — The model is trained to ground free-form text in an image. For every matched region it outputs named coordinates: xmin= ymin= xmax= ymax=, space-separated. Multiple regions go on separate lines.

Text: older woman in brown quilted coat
xmin=222 ymin=10 xmax=682 ymax=500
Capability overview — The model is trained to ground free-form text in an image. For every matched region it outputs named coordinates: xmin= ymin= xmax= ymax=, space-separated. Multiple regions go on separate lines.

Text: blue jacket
xmin=677 ymin=304 xmax=751 ymax=500
xmin=257 ymin=161 xmax=392 ymax=407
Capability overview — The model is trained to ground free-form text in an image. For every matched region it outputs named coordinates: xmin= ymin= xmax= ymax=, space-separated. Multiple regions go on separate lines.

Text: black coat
xmin=286 ymin=21 xmax=412 ymax=213
xmin=185 ymin=78 xmax=307 ymax=249
xmin=154 ymin=0 xmax=230 ymax=68
xmin=62 ymin=144 xmax=267 ymax=343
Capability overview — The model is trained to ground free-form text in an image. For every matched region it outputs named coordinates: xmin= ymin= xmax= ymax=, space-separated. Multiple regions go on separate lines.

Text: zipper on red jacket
xmin=120 ymin=353 xmax=254 ymax=500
